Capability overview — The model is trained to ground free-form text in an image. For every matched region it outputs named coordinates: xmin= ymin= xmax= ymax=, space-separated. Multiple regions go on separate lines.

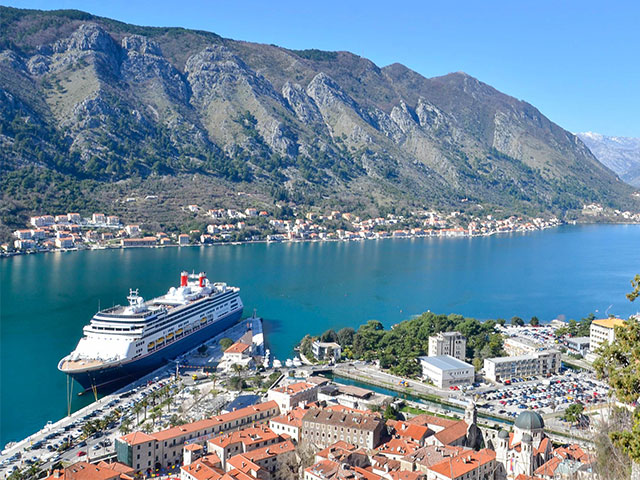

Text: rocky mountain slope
xmin=577 ymin=132 xmax=640 ymax=187
xmin=0 ymin=7 xmax=636 ymax=235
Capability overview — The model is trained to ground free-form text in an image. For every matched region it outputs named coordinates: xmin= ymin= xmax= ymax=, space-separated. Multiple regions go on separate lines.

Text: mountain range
xmin=577 ymin=132 xmax=640 ymax=187
xmin=0 ymin=7 xmax=637 ymax=237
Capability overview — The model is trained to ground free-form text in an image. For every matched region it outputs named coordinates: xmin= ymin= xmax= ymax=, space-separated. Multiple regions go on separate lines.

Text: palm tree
xmin=119 ymin=418 xmax=133 ymax=435
xmin=141 ymin=399 xmax=149 ymax=421
xmin=133 ymin=402 xmax=142 ymax=425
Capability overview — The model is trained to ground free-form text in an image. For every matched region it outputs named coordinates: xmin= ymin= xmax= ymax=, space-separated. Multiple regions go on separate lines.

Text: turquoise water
xmin=1 ymin=224 xmax=639 ymax=444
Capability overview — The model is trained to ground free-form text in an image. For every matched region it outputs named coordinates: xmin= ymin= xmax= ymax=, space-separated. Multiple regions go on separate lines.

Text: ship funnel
xmin=180 ymin=271 xmax=188 ymax=287
xmin=199 ymin=272 xmax=206 ymax=287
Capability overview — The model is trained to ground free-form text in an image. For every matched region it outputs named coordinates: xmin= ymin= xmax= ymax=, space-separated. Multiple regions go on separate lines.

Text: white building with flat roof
xmin=590 ymin=318 xmax=626 ymax=352
xmin=484 ymin=350 xmax=560 ymax=382
xmin=418 ymin=355 xmax=474 ymax=389
xmin=428 ymin=332 xmax=466 ymax=360
xmin=503 ymin=337 xmax=541 ymax=356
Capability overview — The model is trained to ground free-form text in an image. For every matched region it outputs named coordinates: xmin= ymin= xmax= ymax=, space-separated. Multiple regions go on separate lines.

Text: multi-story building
xmin=13 ymin=229 xmax=34 ymax=240
xmin=418 ymin=356 xmax=474 ymax=389
xmin=93 ymin=213 xmax=106 ymax=224
xmin=207 ymin=425 xmax=281 ymax=469
xmin=178 ymin=234 xmax=190 ymax=246
xmin=107 ymin=215 xmax=120 ymax=225
xmin=116 ymin=401 xmax=279 ymax=473
xmin=426 ymin=449 xmax=496 ymax=480
xmin=14 ymin=239 xmax=36 ymax=250
xmin=121 ymin=237 xmax=158 ymax=248
xmin=269 ymin=406 xmax=308 ymax=442
xmin=590 ymin=318 xmax=626 ymax=352
xmin=428 ymin=332 xmax=466 ymax=361
xmin=503 ymin=337 xmax=541 ymax=356
xmin=125 ymin=224 xmax=140 ymax=236
xmin=55 ymin=236 xmax=74 ymax=249
xmin=268 ymin=382 xmax=318 ymax=413
xmin=30 ymin=215 xmax=55 ymax=227
xmin=226 ymin=440 xmax=296 ymax=480
xmin=301 ymin=407 xmax=384 ymax=450
xmin=67 ymin=213 xmax=82 ymax=223
xmin=312 ymin=341 xmax=342 ymax=361
xmin=483 ymin=350 xmax=560 ymax=382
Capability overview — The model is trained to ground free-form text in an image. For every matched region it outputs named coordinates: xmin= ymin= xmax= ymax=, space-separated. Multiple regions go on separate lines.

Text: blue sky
xmin=4 ymin=0 xmax=639 ymax=137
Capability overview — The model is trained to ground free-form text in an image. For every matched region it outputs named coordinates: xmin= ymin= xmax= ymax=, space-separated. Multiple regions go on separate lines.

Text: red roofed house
xmin=304 ymin=460 xmax=383 ymax=480
xmin=181 ymin=454 xmax=224 ymax=480
xmin=207 ymin=425 xmax=283 ymax=469
xmin=224 ymin=342 xmax=252 ymax=362
xmin=269 ymin=406 xmax=309 ymax=442
xmin=427 ymin=449 xmax=496 ymax=480
xmin=226 ymin=440 xmax=296 ymax=480
xmin=45 ymin=462 xmax=128 ymax=480
xmin=267 ymin=381 xmax=319 ymax=413
xmin=407 ymin=403 xmax=483 ymax=450
xmin=387 ymin=420 xmax=433 ymax=446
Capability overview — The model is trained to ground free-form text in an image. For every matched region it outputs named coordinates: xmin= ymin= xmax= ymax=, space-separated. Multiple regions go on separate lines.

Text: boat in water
xmin=59 ymin=271 xmax=243 ymax=392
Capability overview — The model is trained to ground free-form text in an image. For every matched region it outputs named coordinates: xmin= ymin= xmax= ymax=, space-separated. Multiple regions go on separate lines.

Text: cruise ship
xmin=59 ymin=271 xmax=243 ymax=391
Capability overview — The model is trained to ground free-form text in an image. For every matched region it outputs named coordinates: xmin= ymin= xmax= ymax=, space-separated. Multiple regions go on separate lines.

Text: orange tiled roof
xmin=388 ymin=420 xmax=432 ymax=442
xmin=433 ymin=421 xmax=469 ymax=446
xmin=119 ymin=431 xmax=155 ymax=446
xmin=121 ymin=401 xmax=278 ymax=443
xmin=95 ymin=462 xmax=135 ymax=475
xmin=225 ymin=342 xmax=250 ymax=354
xmin=181 ymin=456 xmax=223 ymax=480
xmin=209 ymin=425 xmax=278 ymax=448
xmin=377 ymin=438 xmax=421 ymax=457
xmin=272 ymin=381 xmax=316 ymax=394
xmin=428 ymin=449 xmax=495 ymax=480
xmin=534 ymin=457 xmax=562 ymax=477
xmin=407 ymin=414 xmax=457 ymax=429
xmin=389 ymin=471 xmax=424 ymax=480
xmin=46 ymin=462 xmax=120 ymax=480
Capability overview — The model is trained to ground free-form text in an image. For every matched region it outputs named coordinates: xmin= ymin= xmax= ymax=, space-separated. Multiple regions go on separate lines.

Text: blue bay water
xmin=1 ymin=224 xmax=639 ymax=445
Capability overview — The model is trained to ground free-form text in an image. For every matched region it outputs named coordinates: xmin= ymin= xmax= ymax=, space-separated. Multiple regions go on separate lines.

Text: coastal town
xmin=0 ymin=310 xmax=631 ymax=480
xmin=5 ymin=205 xmax=566 ymax=256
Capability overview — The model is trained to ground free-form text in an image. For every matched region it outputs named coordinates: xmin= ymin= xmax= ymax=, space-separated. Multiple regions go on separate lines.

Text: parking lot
xmin=474 ymin=370 xmax=609 ymax=418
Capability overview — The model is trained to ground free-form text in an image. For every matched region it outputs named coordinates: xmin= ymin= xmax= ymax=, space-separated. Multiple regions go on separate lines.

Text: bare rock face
xmin=185 ymin=45 xmax=295 ymax=155
xmin=390 ymin=101 xmax=418 ymax=134
xmin=416 ymin=98 xmax=445 ymax=131
xmin=282 ymin=81 xmax=324 ymax=126
xmin=53 ymin=23 xmax=117 ymax=54
xmin=492 ymin=110 xmax=523 ymax=159
xmin=121 ymin=35 xmax=189 ymax=103
xmin=121 ymin=35 xmax=162 ymax=56
xmin=26 ymin=55 xmax=50 ymax=76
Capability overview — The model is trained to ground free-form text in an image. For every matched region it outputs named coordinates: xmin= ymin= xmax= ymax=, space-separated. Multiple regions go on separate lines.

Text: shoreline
xmin=0 ymin=219 xmax=594 ymax=260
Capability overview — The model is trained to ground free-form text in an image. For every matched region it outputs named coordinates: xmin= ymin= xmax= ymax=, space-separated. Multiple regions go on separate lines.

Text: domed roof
xmin=522 ymin=433 xmax=533 ymax=443
xmin=498 ymin=429 xmax=509 ymax=439
xmin=515 ymin=411 xmax=544 ymax=430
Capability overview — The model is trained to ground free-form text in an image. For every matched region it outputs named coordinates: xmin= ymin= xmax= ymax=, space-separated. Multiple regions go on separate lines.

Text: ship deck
xmin=59 ymin=358 xmax=106 ymax=372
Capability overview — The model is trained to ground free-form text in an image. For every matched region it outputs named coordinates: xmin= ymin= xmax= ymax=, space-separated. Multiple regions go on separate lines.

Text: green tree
xmin=219 ymin=338 xmax=234 ymax=350
xmin=337 ymin=327 xmax=356 ymax=346
xmin=320 ymin=329 xmax=338 ymax=343
xmin=530 ymin=316 xmax=540 ymax=327
xmin=511 ymin=316 xmax=525 ymax=327
xmin=562 ymin=403 xmax=584 ymax=424
xmin=594 ymin=279 xmax=640 ymax=478
xmin=197 ymin=344 xmax=208 ymax=355
xmin=384 ymin=404 xmax=399 ymax=420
